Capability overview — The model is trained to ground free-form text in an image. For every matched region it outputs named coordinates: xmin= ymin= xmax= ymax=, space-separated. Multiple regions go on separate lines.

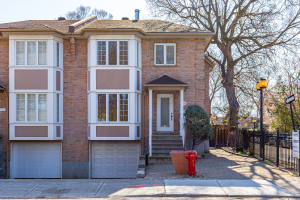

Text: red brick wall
xmin=141 ymin=38 xmax=209 ymax=152
xmin=0 ymin=39 xmax=9 ymax=152
xmin=63 ymin=39 xmax=88 ymax=161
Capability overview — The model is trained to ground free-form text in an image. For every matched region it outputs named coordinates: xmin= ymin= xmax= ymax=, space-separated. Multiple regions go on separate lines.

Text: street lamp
xmin=256 ymin=78 xmax=268 ymax=160
xmin=252 ymin=119 xmax=256 ymax=130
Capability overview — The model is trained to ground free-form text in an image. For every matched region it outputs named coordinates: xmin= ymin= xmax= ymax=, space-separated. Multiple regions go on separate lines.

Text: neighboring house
xmin=0 ymin=11 xmax=214 ymax=179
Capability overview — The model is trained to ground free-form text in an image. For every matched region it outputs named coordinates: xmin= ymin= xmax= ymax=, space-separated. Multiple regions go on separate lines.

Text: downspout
xmin=4 ymin=90 xmax=9 ymax=179
xmin=142 ymin=90 xmax=147 ymax=154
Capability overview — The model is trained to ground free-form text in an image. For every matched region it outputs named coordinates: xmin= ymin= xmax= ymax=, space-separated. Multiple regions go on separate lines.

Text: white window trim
xmin=136 ymin=93 xmax=141 ymax=123
xmin=96 ymin=93 xmax=129 ymax=123
xmin=56 ymin=42 xmax=60 ymax=68
xmin=15 ymin=93 xmax=48 ymax=123
xmin=154 ymin=43 xmax=176 ymax=66
xmin=15 ymin=40 xmax=48 ymax=66
xmin=96 ymin=40 xmax=129 ymax=66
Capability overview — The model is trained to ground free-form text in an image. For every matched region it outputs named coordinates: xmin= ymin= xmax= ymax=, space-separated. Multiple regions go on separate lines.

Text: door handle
xmin=171 ymin=113 xmax=173 ymax=121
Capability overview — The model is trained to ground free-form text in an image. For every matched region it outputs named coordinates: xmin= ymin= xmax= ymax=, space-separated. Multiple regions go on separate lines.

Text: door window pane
xmin=166 ymin=45 xmax=175 ymax=64
xmin=119 ymin=41 xmax=128 ymax=65
xmin=161 ymin=98 xmax=169 ymax=127
xmin=16 ymin=94 xmax=25 ymax=121
xmin=97 ymin=41 xmax=106 ymax=65
xmin=27 ymin=94 xmax=36 ymax=121
xmin=16 ymin=41 xmax=25 ymax=65
xmin=109 ymin=94 xmax=117 ymax=121
xmin=98 ymin=94 xmax=106 ymax=121
xmin=38 ymin=94 xmax=47 ymax=121
xmin=156 ymin=45 xmax=164 ymax=64
xmin=27 ymin=41 xmax=36 ymax=65
xmin=108 ymin=41 xmax=117 ymax=65
xmin=120 ymin=94 xmax=128 ymax=121
xmin=38 ymin=41 xmax=47 ymax=65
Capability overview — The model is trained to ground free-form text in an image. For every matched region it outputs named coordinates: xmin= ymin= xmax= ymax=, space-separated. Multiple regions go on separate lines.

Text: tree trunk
xmin=224 ymin=82 xmax=239 ymax=132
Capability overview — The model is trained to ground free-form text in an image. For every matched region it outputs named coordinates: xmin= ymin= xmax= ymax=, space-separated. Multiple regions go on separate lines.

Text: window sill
xmin=155 ymin=65 xmax=177 ymax=67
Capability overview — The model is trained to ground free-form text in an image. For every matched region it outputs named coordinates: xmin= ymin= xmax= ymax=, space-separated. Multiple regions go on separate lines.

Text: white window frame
xmin=56 ymin=42 xmax=60 ymax=68
xmin=136 ymin=93 xmax=141 ymax=123
xmin=96 ymin=93 xmax=129 ymax=123
xmin=96 ymin=40 xmax=129 ymax=66
xmin=15 ymin=40 xmax=48 ymax=66
xmin=15 ymin=93 xmax=48 ymax=122
xmin=154 ymin=43 xmax=176 ymax=66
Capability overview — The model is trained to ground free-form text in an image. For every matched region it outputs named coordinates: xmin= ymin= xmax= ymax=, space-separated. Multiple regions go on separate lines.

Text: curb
xmin=220 ymin=147 xmax=299 ymax=177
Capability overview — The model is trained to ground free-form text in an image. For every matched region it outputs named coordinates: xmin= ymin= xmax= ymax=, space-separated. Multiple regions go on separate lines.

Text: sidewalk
xmin=0 ymin=149 xmax=299 ymax=199
xmin=0 ymin=179 xmax=299 ymax=198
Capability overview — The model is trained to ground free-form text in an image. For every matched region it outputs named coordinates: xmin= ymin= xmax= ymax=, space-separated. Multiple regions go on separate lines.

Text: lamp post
xmin=252 ymin=119 xmax=256 ymax=130
xmin=255 ymin=79 xmax=268 ymax=160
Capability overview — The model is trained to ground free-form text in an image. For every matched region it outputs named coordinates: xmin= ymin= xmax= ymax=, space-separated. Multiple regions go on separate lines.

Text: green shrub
xmin=185 ymin=105 xmax=214 ymax=148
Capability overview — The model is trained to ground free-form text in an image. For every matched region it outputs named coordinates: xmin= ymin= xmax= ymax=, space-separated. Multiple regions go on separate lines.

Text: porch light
xmin=258 ymin=78 xmax=268 ymax=88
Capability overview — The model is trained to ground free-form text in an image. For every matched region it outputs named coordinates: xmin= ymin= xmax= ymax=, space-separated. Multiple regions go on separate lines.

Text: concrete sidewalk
xmin=0 ymin=179 xmax=298 ymax=199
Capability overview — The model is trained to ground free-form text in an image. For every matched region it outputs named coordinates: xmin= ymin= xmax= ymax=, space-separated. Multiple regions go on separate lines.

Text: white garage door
xmin=91 ymin=143 xmax=139 ymax=178
xmin=11 ymin=143 xmax=61 ymax=179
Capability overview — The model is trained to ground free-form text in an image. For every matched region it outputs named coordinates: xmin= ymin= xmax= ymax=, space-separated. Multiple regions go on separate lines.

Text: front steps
xmin=149 ymin=134 xmax=183 ymax=163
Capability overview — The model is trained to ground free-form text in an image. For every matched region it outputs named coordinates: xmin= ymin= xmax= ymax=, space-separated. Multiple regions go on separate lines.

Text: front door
xmin=157 ymin=94 xmax=174 ymax=132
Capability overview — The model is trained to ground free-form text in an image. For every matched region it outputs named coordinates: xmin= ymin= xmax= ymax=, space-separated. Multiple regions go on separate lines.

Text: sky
xmin=0 ymin=0 xmax=152 ymax=23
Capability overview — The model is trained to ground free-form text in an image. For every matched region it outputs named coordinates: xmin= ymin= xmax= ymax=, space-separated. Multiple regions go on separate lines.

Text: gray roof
xmin=0 ymin=19 xmax=211 ymax=34
xmin=145 ymin=75 xmax=188 ymax=85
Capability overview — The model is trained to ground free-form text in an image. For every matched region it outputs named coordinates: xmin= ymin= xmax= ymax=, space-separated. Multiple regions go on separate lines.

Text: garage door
xmin=91 ymin=143 xmax=139 ymax=178
xmin=11 ymin=143 xmax=61 ymax=179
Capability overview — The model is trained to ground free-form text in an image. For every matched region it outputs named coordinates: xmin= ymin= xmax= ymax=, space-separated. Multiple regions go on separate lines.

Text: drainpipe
xmin=3 ymin=90 xmax=9 ymax=179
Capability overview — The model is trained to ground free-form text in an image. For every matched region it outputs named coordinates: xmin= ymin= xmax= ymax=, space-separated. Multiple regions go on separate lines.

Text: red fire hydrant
xmin=185 ymin=152 xmax=199 ymax=175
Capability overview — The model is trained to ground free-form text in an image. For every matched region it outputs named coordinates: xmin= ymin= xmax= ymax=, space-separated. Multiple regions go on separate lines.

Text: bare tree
xmin=66 ymin=5 xmax=113 ymax=20
xmin=147 ymin=0 xmax=300 ymax=129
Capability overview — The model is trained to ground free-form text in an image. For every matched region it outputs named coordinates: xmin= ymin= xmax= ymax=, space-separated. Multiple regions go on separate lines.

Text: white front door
xmin=157 ymin=94 xmax=174 ymax=132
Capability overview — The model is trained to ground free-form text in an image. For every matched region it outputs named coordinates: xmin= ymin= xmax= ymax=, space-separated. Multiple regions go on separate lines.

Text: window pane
xmin=16 ymin=94 xmax=25 ymax=121
xmin=16 ymin=41 xmax=25 ymax=65
xmin=156 ymin=45 xmax=164 ymax=64
xmin=137 ymin=94 xmax=140 ymax=123
xmin=120 ymin=94 xmax=128 ymax=121
xmin=57 ymin=42 xmax=59 ymax=67
xmin=119 ymin=41 xmax=128 ymax=65
xmin=98 ymin=94 xmax=106 ymax=121
xmin=38 ymin=41 xmax=47 ymax=65
xmin=137 ymin=42 xmax=139 ymax=68
xmin=57 ymin=94 xmax=59 ymax=122
xmin=27 ymin=94 xmax=36 ymax=121
xmin=109 ymin=94 xmax=117 ymax=121
xmin=108 ymin=41 xmax=117 ymax=65
xmin=166 ymin=45 xmax=175 ymax=64
xmin=97 ymin=41 xmax=106 ymax=65
xmin=38 ymin=94 xmax=47 ymax=121
xmin=161 ymin=98 xmax=169 ymax=127
xmin=27 ymin=41 xmax=36 ymax=65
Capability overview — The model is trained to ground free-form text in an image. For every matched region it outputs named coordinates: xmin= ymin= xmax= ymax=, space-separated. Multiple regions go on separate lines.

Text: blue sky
xmin=0 ymin=0 xmax=150 ymax=23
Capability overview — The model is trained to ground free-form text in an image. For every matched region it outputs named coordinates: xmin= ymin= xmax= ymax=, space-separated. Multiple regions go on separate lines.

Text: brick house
xmin=0 ymin=12 xmax=214 ymax=179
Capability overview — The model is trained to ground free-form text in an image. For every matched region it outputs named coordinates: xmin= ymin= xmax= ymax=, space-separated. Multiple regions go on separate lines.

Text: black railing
xmin=242 ymin=129 xmax=298 ymax=173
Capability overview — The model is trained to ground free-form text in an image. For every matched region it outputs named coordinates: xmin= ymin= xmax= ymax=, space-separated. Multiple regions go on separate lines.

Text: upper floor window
xmin=97 ymin=93 xmax=128 ymax=122
xmin=97 ymin=41 xmax=128 ymax=66
xmin=16 ymin=93 xmax=47 ymax=122
xmin=155 ymin=43 xmax=176 ymax=65
xmin=56 ymin=42 xmax=59 ymax=67
xmin=16 ymin=41 xmax=47 ymax=66
xmin=137 ymin=41 xmax=140 ymax=68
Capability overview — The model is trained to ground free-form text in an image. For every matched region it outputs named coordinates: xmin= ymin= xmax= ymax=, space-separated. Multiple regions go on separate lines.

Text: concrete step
xmin=136 ymin=168 xmax=145 ymax=178
xmin=152 ymin=139 xmax=183 ymax=144
xmin=138 ymin=160 xmax=145 ymax=168
xmin=148 ymin=156 xmax=172 ymax=163
xmin=152 ymin=143 xmax=183 ymax=148
xmin=152 ymin=152 xmax=171 ymax=157
xmin=152 ymin=146 xmax=183 ymax=151
xmin=152 ymin=135 xmax=182 ymax=140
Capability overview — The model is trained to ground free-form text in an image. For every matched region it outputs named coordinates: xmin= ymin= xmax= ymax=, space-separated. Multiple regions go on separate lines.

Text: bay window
xmin=16 ymin=94 xmax=47 ymax=122
xmin=97 ymin=41 xmax=128 ymax=66
xmin=155 ymin=43 xmax=176 ymax=65
xmin=16 ymin=40 xmax=47 ymax=66
xmin=97 ymin=93 xmax=129 ymax=122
